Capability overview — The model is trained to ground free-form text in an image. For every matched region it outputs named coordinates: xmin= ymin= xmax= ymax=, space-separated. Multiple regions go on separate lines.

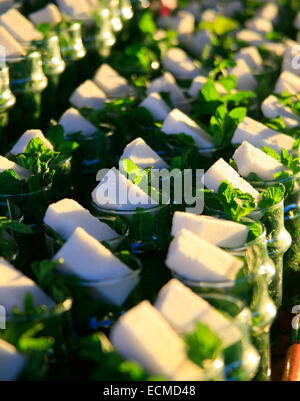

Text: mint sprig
xmin=204 ymin=181 xmax=285 ymax=221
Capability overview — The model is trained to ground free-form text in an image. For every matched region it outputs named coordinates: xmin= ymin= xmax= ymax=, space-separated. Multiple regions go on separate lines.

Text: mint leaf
xmin=36 ymin=23 xmax=52 ymax=36
xmin=258 ymin=183 xmax=285 ymax=209
xmin=213 ymin=16 xmax=239 ymax=36
xmin=218 ymin=181 xmax=256 ymax=221
xmin=47 ymin=123 xmax=79 ymax=157
xmin=199 ymin=16 xmax=239 ymax=36
xmin=218 ymin=76 xmax=237 ymax=92
xmin=261 ymin=146 xmax=281 ymax=162
xmin=177 ymin=133 xmax=196 ymax=146
xmin=209 ymin=104 xmax=227 ymax=146
xmin=0 ymin=170 xmax=25 ymax=195
xmin=201 ymin=80 xmax=220 ymax=102
xmin=209 ymin=106 xmax=246 ymax=146
xmin=243 ymin=221 xmax=263 ymax=242
xmin=139 ymin=10 xmax=157 ymax=34
xmin=185 ymin=322 xmax=222 ymax=367
xmin=266 ymin=116 xmax=286 ymax=131
xmin=1 ymin=220 xmax=32 ymax=234
xmin=224 ymin=107 xmax=247 ymax=142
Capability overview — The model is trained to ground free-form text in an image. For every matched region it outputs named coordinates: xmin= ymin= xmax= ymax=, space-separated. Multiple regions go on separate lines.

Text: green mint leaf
xmin=0 ymin=169 xmax=25 ymax=195
xmin=185 ymin=322 xmax=222 ymax=367
xmin=36 ymin=23 xmax=52 ymax=36
xmin=243 ymin=221 xmax=263 ymax=242
xmin=258 ymin=183 xmax=285 ymax=209
xmin=218 ymin=75 xmax=237 ymax=92
xmin=47 ymin=123 xmax=79 ymax=156
xmin=139 ymin=10 xmax=157 ymax=34
xmin=218 ymin=181 xmax=256 ymax=221
xmin=201 ymin=80 xmax=220 ymax=102
xmin=261 ymin=146 xmax=281 ymax=162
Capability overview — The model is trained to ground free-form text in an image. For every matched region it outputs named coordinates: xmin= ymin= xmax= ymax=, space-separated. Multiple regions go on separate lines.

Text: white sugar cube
xmin=110 ymin=300 xmax=188 ymax=379
xmin=59 ymin=107 xmax=97 ymax=136
xmin=0 ymin=26 xmax=26 ymax=58
xmin=92 ymin=168 xmax=158 ymax=211
xmin=204 ymin=158 xmax=260 ymax=201
xmin=245 ymin=17 xmax=273 ymax=34
xmin=232 ymin=116 xmax=296 ymax=153
xmin=172 ymin=212 xmax=249 ymax=248
xmin=260 ymin=41 xmax=285 ymax=57
xmin=44 ymin=198 xmax=118 ymax=242
xmin=10 ymin=129 xmax=53 ymax=156
xmin=256 ymin=3 xmax=278 ymax=23
xmin=172 ymin=360 xmax=205 ymax=381
xmin=0 ymin=155 xmax=32 ymax=181
xmin=53 ymin=227 xmax=132 ymax=281
xmin=0 ymin=339 xmax=25 ymax=381
xmin=228 ymin=59 xmax=257 ymax=91
xmin=70 ymin=80 xmax=106 ymax=111
xmin=162 ymin=48 xmax=201 ymax=80
xmin=155 ymin=279 xmax=241 ymax=347
xmin=166 ymin=229 xmax=243 ymax=282
xmin=274 ymin=71 xmax=300 ymax=95
xmin=236 ymin=29 xmax=264 ymax=46
xmin=262 ymin=95 xmax=300 ymax=129
xmin=93 ymin=64 xmax=131 ymax=98
xmin=29 ymin=4 xmax=62 ymax=27
xmin=233 ymin=141 xmax=285 ymax=181
xmin=200 ymin=9 xmax=217 ymax=22
xmin=188 ymin=76 xmax=227 ymax=98
xmin=119 ymin=138 xmax=169 ymax=170
xmin=0 ymin=258 xmax=54 ymax=313
xmin=179 ymin=30 xmax=215 ymax=58
xmin=157 ymin=10 xmax=195 ymax=35
xmin=147 ymin=72 xmax=187 ymax=108
xmin=155 ymin=279 xmax=210 ymax=333
xmin=0 ymin=9 xmax=43 ymax=43
xmin=139 ymin=92 xmax=171 ymax=121
xmin=162 ymin=109 xmax=214 ymax=149
xmin=235 ymin=46 xmax=263 ymax=71
xmin=57 ymin=0 xmax=92 ymax=22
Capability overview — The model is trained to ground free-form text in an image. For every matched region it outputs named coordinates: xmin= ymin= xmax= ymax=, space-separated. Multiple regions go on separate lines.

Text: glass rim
xmin=4 ymin=49 xmax=44 ymax=64
xmin=200 ymin=292 xmax=249 ymax=317
xmin=19 ymin=34 xmax=61 ymax=47
xmin=92 ymin=200 xmax=167 ymax=216
xmin=205 ymin=195 xmax=285 ymax=215
xmin=222 ymin=222 xmax=266 ymax=253
xmin=75 ymin=258 xmax=142 ymax=287
xmin=0 ymin=181 xmax=52 ymax=199
xmin=44 ymin=218 xmax=129 ymax=247
xmin=248 ymin=170 xmax=300 ymax=186
xmin=171 ymin=270 xmax=238 ymax=290
xmin=6 ymin=298 xmax=73 ymax=323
